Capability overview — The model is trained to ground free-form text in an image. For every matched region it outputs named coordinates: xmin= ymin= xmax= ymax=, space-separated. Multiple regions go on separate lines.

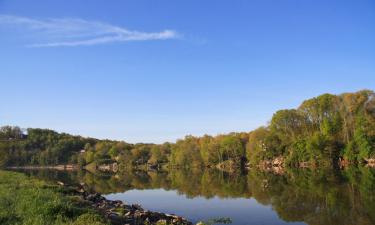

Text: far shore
xmin=7 ymin=164 xmax=80 ymax=171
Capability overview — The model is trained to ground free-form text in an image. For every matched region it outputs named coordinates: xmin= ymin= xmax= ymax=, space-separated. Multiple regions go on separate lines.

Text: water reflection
xmin=17 ymin=167 xmax=375 ymax=225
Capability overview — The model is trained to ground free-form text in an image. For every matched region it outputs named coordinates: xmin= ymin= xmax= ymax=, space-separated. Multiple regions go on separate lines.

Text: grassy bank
xmin=0 ymin=170 xmax=108 ymax=225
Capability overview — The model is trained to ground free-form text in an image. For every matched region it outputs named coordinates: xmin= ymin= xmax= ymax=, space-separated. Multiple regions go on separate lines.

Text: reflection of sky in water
xmin=106 ymin=189 xmax=306 ymax=225
xmin=16 ymin=168 xmax=375 ymax=225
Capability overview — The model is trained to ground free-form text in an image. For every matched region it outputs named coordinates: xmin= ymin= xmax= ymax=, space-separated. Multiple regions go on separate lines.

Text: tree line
xmin=1 ymin=90 xmax=374 ymax=169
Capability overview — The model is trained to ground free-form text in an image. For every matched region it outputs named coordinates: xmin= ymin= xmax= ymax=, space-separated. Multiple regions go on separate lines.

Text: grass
xmin=0 ymin=170 xmax=108 ymax=225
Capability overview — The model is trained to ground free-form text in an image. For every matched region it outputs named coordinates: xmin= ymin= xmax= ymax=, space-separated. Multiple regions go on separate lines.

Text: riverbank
xmin=7 ymin=164 xmax=80 ymax=171
xmin=0 ymin=170 xmax=107 ymax=225
xmin=0 ymin=170 xmax=193 ymax=225
xmin=57 ymin=181 xmax=192 ymax=225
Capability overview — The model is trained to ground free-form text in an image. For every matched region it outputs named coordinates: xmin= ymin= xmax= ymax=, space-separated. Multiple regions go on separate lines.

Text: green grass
xmin=0 ymin=170 xmax=108 ymax=225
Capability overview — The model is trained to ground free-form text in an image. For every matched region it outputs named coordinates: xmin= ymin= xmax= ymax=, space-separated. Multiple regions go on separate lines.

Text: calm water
xmin=17 ymin=167 xmax=375 ymax=225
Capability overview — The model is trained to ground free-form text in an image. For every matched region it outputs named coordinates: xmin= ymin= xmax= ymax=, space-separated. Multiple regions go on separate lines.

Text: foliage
xmin=1 ymin=90 xmax=374 ymax=169
xmin=247 ymin=90 xmax=375 ymax=167
xmin=0 ymin=170 xmax=108 ymax=225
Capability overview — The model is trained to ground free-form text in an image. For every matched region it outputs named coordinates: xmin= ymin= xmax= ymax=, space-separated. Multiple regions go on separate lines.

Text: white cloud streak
xmin=0 ymin=15 xmax=180 ymax=47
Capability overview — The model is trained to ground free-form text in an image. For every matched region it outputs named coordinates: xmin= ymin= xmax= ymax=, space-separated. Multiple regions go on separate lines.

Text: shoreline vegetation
xmin=0 ymin=170 xmax=194 ymax=225
xmin=0 ymin=170 xmax=108 ymax=225
xmin=1 ymin=90 xmax=374 ymax=173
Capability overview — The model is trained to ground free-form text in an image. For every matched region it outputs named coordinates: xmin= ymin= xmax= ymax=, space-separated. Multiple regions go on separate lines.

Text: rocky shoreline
xmin=57 ymin=181 xmax=193 ymax=225
xmin=7 ymin=164 xmax=80 ymax=171
xmin=251 ymin=156 xmax=375 ymax=174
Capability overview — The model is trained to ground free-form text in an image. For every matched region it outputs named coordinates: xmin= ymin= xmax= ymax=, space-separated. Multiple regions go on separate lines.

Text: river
xmin=15 ymin=167 xmax=375 ymax=225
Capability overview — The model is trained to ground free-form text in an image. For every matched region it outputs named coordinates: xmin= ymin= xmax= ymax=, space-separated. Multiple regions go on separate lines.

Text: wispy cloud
xmin=0 ymin=15 xmax=180 ymax=47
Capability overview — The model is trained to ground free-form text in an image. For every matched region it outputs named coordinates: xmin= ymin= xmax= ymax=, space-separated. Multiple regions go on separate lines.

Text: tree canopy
xmin=1 ymin=90 xmax=374 ymax=169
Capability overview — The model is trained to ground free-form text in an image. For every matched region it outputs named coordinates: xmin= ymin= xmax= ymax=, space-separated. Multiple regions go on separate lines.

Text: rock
xmin=86 ymin=193 xmax=104 ymax=202
xmin=338 ymin=158 xmax=350 ymax=168
xmin=132 ymin=204 xmax=143 ymax=210
xmin=272 ymin=166 xmax=285 ymax=175
xmin=97 ymin=162 xmax=119 ymax=172
xmin=77 ymin=188 xmax=85 ymax=193
xmin=107 ymin=213 xmax=124 ymax=225
xmin=172 ymin=217 xmax=183 ymax=223
xmin=272 ymin=156 xmax=284 ymax=167
xmin=61 ymin=183 xmax=193 ymax=225
xmin=365 ymin=158 xmax=375 ymax=167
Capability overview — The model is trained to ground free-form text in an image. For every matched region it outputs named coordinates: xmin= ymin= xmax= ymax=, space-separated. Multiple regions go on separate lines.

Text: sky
xmin=0 ymin=0 xmax=374 ymax=143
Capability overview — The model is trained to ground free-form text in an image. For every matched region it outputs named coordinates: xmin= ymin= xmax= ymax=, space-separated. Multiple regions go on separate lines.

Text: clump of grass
xmin=198 ymin=217 xmax=232 ymax=225
xmin=0 ymin=170 xmax=108 ymax=225
xmin=71 ymin=213 xmax=108 ymax=225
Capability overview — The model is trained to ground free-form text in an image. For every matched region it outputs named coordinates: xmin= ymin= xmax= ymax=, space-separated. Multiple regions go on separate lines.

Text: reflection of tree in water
xmin=247 ymin=168 xmax=375 ymax=225
xmin=21 ymin=167 xmax=375 ymax=225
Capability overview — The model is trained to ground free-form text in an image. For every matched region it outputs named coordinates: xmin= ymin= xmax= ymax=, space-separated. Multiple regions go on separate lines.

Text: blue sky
xmin=0 ymin=0 xmax=374 ymax=143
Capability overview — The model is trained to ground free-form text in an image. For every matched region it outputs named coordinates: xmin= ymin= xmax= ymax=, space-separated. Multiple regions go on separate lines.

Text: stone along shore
xmin=57 ymin=181 xmax=193 ymax=225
